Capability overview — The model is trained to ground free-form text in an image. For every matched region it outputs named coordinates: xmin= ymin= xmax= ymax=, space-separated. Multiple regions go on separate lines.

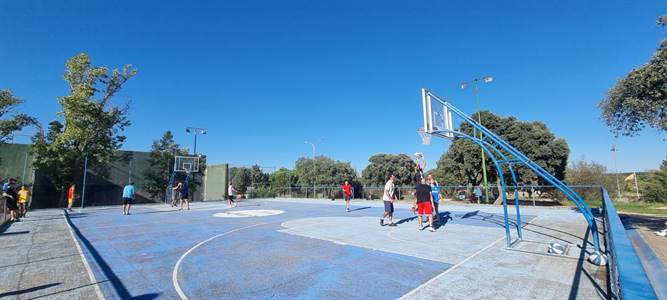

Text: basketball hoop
xmin=418 ymin=129 xmax=432 ymax=145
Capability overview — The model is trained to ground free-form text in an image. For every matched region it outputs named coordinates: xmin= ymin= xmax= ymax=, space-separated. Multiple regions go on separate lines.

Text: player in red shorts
xmin=342 ymin=180 xmax=353 ymax=212
xmin=413 ymin=178 xmax=436 ymax=232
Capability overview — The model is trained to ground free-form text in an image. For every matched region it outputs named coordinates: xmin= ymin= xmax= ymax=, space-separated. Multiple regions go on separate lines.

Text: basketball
xmin=548 ymin=242 xmax=565 ymax=255
xmin=588 ymin=251 xmax=608 ymax=266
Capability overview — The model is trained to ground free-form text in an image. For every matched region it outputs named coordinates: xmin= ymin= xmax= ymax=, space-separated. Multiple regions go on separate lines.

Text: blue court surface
xmin=66 ymin=199 xmax=537 ymax=299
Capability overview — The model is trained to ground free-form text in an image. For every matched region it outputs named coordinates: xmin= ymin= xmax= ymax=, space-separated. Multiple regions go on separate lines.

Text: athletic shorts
xmin=228 ymin=195 xmax=235 ymax=201
xmin=123 ymin=197 xmax=132 ymax=205
xmin=383 ymin=201 xmax=394 ymax=213
xmin=417 ymin=202 xmax=432 ymax=215
xmin=5 ymin=198 xmax=18 ymax=210
xmin=344 ymin=195 xmax=351 ymax=201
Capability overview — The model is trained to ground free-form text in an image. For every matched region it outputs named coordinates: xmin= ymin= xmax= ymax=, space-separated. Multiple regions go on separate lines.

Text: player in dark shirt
xmin=413 ymin=178 xmax=436 ymax=232
xmin=3 ymin=178 xmax=20 ymax=222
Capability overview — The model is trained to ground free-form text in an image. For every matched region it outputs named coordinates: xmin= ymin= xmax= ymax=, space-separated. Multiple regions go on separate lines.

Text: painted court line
xmin=397 ymin=234 xmax=506 ymax=299
xmin=172 ymin=222 xmax=267 ymax=300
xmin=398 ymin=215 xmax=543 ymax=299
xmin=63 ymin=210 xmax=106 ymax=300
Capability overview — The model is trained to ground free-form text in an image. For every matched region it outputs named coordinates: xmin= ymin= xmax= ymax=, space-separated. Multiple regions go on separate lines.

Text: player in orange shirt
xmin=67 ymin=184 xmax=76 ymax=212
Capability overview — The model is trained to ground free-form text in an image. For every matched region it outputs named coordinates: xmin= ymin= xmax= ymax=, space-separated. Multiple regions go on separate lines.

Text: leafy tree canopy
xmin=31 ymin=53 xmax=137 ymax=190
xmin=361 ymin=153 xmax=414 ymax=186
xmin=143 ymin=131 xmax=189 ymax=200
xmin=641 ymin=157 xmax=667 ymax=203
xmin=0 ymin=89 xmax=36 ymax=143
xmin=599 ymin=15 xmax=667 ymax=137
xmin=565 ymin=159 xmax=607 ymax=186
xmin=431 ymin=111 xmax=569 ymax=186
xmin=269 ymin=167 xmax=297 ymax=188
xmin=295 ymin=156 xmax=357 ymax=187
xmin=231 ymin=167 xmax=251 ymax=194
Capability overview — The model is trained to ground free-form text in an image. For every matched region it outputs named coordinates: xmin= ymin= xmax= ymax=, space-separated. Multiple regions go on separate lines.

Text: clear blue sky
xmin=1 ymin=0 xmax=665 ymax=173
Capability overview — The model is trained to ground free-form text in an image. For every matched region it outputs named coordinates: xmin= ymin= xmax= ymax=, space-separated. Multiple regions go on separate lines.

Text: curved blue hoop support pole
xmin=436 ymin=99 xmax=600 ymax=252
xmin=506 ymin=163 xmax=523 ymax=239
xmin=434 ymin=131 xmax=514 ymax=248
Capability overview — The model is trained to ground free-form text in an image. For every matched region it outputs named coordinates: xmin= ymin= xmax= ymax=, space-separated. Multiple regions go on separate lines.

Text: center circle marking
xmin=213 ymin=209 xmax=284 ymax=218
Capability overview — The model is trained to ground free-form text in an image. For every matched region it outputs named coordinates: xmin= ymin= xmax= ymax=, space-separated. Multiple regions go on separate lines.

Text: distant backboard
xmin=421 ymin=88 xmax=454 ymax=138
xmin=174 ymin=156 xmax=200 ymax=173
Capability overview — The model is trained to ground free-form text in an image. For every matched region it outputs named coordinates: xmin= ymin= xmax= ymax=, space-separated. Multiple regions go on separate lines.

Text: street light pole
xmin=304 ymin=141 xmax=316 ymax=198
xmin=611 ymin=145 xmax=622 ymax=200
xmin=81 ymin=155 xmax=88 ymax=210
xmin=462 ymin=76 xmax=493 ymax=203
xmin=186 ymin=127 xmax=207 ymax=156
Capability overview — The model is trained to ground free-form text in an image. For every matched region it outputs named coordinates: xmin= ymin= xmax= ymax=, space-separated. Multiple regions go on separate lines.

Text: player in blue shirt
xmin=122 ymin=182 xmax=135 ymax=215
xmin=428 ymin=174 xmax=441 ymax=223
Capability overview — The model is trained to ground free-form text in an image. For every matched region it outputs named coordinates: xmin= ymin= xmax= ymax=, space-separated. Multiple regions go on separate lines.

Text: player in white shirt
xmin=380 ymin=175 xmax=397 ymax=226
xmin=228 ymin=183 xmax=237 ymax=207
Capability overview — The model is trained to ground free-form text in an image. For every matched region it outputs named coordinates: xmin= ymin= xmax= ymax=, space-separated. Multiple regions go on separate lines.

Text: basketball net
xmin=418 ymin=129 xmax=432 ymax=145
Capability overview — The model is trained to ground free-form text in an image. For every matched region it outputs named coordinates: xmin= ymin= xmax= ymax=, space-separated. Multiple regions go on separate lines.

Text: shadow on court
xmin=350 ymin=206 xmax=372 ymax=212
xmin=0 ymin=283 xmax=61 ymax=297
xmin=0 ymin=230 xmax=30 ymax=236
xmin=65 ymin=210 xmax=161 ymax=300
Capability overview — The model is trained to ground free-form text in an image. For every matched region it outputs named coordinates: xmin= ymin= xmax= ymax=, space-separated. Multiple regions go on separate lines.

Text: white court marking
xmin=172 ymin=223 xmax=267 ymax=300
xmin=63 ymin=211 xmax=106 ymax=300
xmin=397 ymin=215 xmax=542 ymax=299
xmin=213 ymin=209 xmax=284 ymax=218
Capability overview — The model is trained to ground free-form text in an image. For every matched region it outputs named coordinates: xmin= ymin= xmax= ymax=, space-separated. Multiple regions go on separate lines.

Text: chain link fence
xmin=238 ymin=184 xmax=604 ymax=208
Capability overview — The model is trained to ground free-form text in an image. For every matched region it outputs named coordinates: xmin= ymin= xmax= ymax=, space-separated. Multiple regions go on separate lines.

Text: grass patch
xmin=561 ymin=199 xmax=667 ymax=216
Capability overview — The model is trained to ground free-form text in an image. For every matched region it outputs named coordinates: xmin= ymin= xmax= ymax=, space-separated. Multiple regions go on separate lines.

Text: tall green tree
xmin=599 ymin=15 xmax=667 ymax=137
xmin=269 ymin=167 xmax=297 ymax=189
xmin=0 ymin=89 xmax=36 ymax=143
xmin=143 ymin=131 xmax=188 ymax=200
xmin=565 ymin=159 xmax=607 ymax=186
xmin=432 ymin=111 xmax=569 ymax=186
xmin=640 ymin=157 xmax=667 ymax=203
xmin=295 ymin=156 xmax=357 ymax=186
xmin=249 ymin=165 xmax=269 ymax=187
xmin=361 ymin=154 xmax=414 ymax=186
xmin=231 ymin=167 xmax=251 ymax=194
xmin=31 ymin=53 xmax=137 ymax=191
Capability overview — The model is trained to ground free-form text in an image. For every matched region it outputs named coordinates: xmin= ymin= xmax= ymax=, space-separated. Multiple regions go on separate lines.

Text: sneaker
xmin=123 ymin=212 xmax=126 ymax=215
xmin=429 ymin=227 xmax=436 ymax=232
xmin=346 ymin=208 xmax=350 ymax=212
xmin=419 ymin=225 xmax=424 ymax=231
xmin=380 ymin=219 xmax=384 ymax=226
xmin=655 ymin=230 xmax=667 ymax=237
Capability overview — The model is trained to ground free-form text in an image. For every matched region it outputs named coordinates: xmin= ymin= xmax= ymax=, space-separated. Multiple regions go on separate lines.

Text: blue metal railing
xmin=602 ymin=188 xmax=657 ymax=299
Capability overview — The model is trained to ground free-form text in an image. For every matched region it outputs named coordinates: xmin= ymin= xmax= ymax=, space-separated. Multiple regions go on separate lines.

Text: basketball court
xmin=51 ymin=198 xmax=608 ymax=299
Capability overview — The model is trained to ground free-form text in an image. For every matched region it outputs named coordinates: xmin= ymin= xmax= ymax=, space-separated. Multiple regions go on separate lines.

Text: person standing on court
xmin=227 ymin=183 xmax=237 ymax=208
xmin=18 ymin=185 xmax=30 ymax=218
xmin=171 ymin=182 xmax=182 ymax=207
xmin=342 ymin=180 xmax=353 ymax=212
xmin=474 ymin=184 xmax=482 ymax=204
xmin=67 ymin=183 xmax=76 ymax=212
xmin=3 ymin=178 xmax=20 ymax=222
xmin=122 ymin=182 xmax=135 ymax=215
xmin=180 ymin=180 xmax=190 ymax=210
xmin=380 ymin=175 xmax=396 ymax=226
xmin=428 ymin=174 xmax=440 ymax=223
xmin=414 ymin=178 xmax=436 ymax=232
